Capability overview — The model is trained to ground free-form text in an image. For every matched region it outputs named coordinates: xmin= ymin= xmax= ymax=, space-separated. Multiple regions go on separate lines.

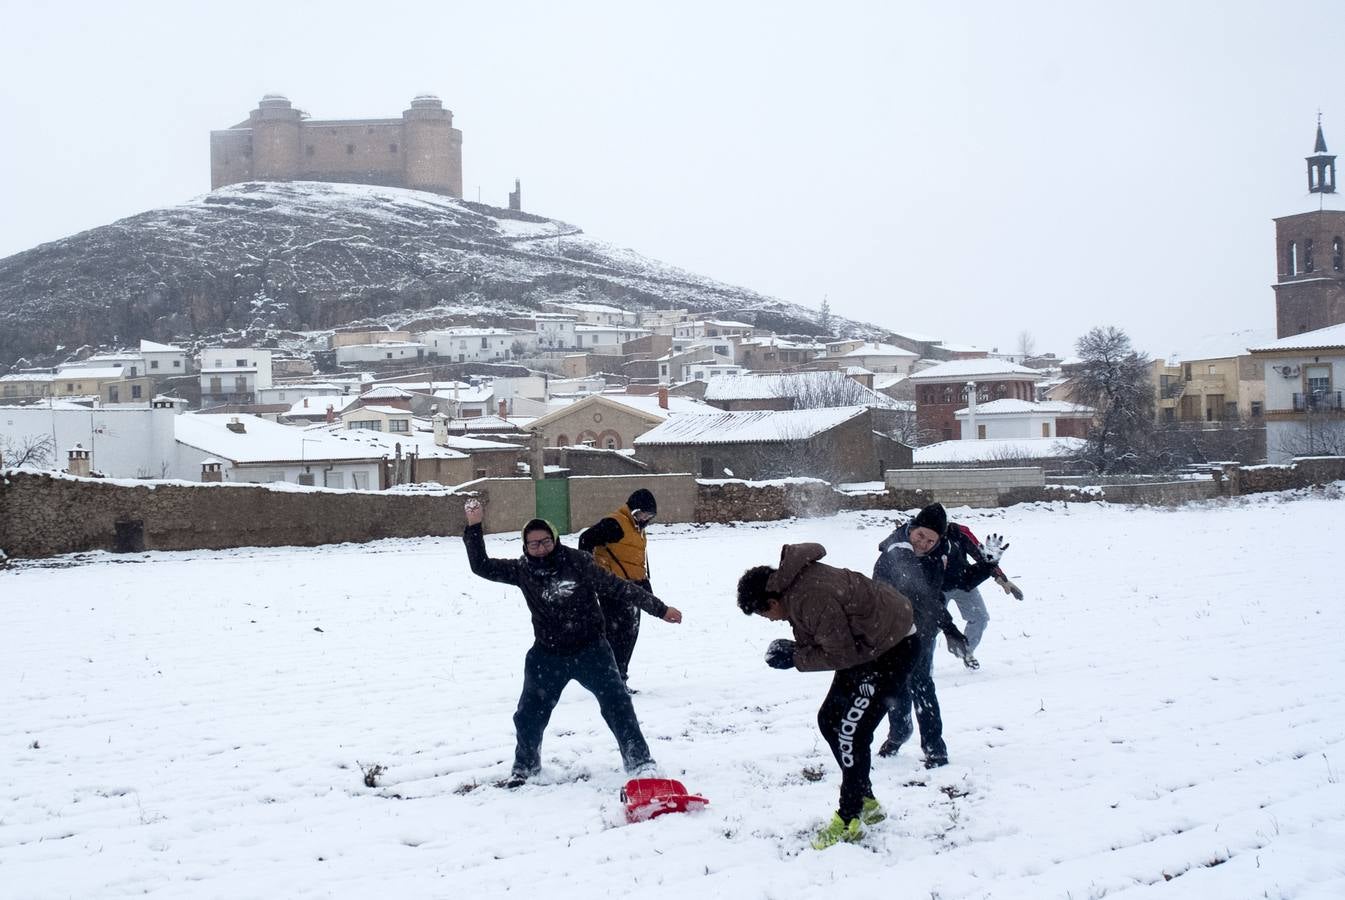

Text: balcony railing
xmin=1293 ymin=391 xmax=1344 ymax=411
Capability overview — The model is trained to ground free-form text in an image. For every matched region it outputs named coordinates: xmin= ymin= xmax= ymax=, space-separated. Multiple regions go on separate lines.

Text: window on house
xmin=386 ymin=352 xmax=393 ymax=359
xmin=131 ymin=385 xmax=142 ymax=399
xmin=1184 ymin=364 xmax=1192 ymax=381
xmin=209 ymin=377 xmax=222 ymax=394
xmin=389 ymin=143 xmax=398 ymax=153
xmin=235 ymin=359 xmax=247 ymax=367
xmin=108 ymin=386 xmax=119 ymax=403
xmin=1305 ymin=239 xmax=1315 ymax=273
xmin=1335 ymin=237 xmax=1343 ymax=271
xmin=1288 ymin=241 xmax=1299 ymax=275
xmin=349 ymin=420 xmax=381 ymax=430
xmin=214 ymin=360 xmax=222 ymax=367
xmin=325 ymin=471 xmax=345 ymax=488
xmin=700 ymin=457 xmax=715 ymax=478
xmin=1250 ymin=401 xmax=1263 ymax=417
xmin=173 ymin=360 xmax=181 ymax=368
xmin=1041 ymin=423 xmax=1050 ymax=437
xmin=977 ymin=424 xmax=987 ymax=439
xmin=306 ymin=145 xmax=314 ymax=157
xmin=1306 ymin=365 xmax=1331 ymax=395
xmin=481 ymin=337 xmax=489 ymax=349
xmin=150 ymin=360 xmax=159 ymax=369
xmin=389 ymin=419 xmax=409 ymax=432
xmin=2 ymin=385 xmax=15 ymax=398
xmin=346 ymin=144 xmax=355 ymax=155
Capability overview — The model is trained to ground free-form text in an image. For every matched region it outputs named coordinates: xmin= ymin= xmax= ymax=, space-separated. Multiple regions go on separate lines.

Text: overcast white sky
xmin=0 ymin=1 xmax=1336 ymax=357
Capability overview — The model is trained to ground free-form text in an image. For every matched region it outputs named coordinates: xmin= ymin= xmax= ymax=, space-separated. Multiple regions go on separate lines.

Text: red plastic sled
xmin=621 ymin=778 xmax=710 ymax=823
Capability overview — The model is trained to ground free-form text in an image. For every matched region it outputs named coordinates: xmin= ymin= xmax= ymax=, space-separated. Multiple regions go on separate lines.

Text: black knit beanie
xmin=626 ymin=488 xmax=657 ymax=515
xmin=910 ymin=502 xmax=947 ymax=536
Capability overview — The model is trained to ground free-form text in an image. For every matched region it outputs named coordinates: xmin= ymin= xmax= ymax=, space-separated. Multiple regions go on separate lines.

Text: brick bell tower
xmin=1272 ymin=117 xmax=1345 ymax=337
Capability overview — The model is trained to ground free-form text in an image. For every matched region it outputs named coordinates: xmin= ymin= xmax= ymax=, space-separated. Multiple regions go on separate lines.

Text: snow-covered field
xmin=3 ymin=491 xmax=1345 ymax=899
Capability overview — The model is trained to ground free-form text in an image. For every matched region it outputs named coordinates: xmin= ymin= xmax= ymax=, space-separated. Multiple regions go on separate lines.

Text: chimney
xmin=303 ymin=398 xmax=309 ymax=408
xmin=201 ymin=458 xmax=224 ymax=483
xmin=226 ymin=417 xmax=246 ymax=434
xmin=325 ymin=404 xmax=335 ymax=424
xmin=965 ymin=380 xmax=978 ymax=440
xmin=498 ymin=399 xmax=508 ymax=418
xmin=66 ymin=443 xmax=91 ymax=477
xmin=657 ymin=387 xmax=669 ymax=410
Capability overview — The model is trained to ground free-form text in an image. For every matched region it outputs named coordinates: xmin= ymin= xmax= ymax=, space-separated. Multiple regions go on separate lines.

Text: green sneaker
xmin=860 ymin=796 xmax=886 ymax=825
xmin=811 ymin=813 xmax=863 ymax=850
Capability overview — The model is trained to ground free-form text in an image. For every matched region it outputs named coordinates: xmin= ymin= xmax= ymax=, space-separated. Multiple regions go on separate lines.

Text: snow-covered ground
xmin=3 ymin=490 xmax=1345 ymax=899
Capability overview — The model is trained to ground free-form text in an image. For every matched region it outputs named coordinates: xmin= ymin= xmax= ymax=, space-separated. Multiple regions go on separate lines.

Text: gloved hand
xmin=765 ymin=638 xmax=797 ymax=670
xmin=980 ymin=533 xmax=1010 ymax=565
xmin=945 ymin=632 xmax=980 ymax=670
xmin=997 ymin=575 xmax=1024 ymax=601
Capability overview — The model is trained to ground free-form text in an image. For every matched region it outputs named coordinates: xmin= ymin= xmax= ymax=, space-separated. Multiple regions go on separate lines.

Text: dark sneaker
xmin=877 ymin=738 xmax=900 ymax=758
xmin=923 ymin=755 xmax=949 ymax=769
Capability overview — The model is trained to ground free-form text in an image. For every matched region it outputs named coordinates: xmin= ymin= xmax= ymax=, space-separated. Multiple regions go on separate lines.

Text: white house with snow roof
xmin=334 ymin=341 xmax=427 ymax=365
xmin=820 ymin=340 xmax=919 ymax=374
xmin=199 ymin=348 xmax=273 ymax=406
xmin=1248 ymin=322 xmax=1345 ymax=462
xmin=1 ymin=398 xmax=183 ymax=477
xmin=173 ymin=414 xmax=383 ymax=488
xmin=421 ymin=328 xmax=535 ymax=362
xmin=954 ymin=398 xmax=1094 ymax=440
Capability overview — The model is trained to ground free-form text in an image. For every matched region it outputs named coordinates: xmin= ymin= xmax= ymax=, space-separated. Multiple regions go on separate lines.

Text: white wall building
xmin=173 ymin=414 xmax=384 ymax=489
xmin=334 ymin=342 xmax=427 ymax=365
xmin=574 ymin=325 xmax=651 ymax=352
xmin=545 ymin=300 xmax=637 ymax=326
xmin=140 ymin=340 xmax=189 ymax=375
xmin=680 ymin=362 xmax=746 ymax=383
xmin=1249 ymin=323 xmax=1345 ymax=463
xmin=954 ymin=399 xmax=1094 ymax=440
xmin=0 ymin=399 xmax=184 ymax=478
xmin=199 ymin=349 xmax=274 ymax=405
xmin=533 ymin=314 xmax=578 ymax=350
xmin=421 ymin=328 xmax=536 ymax=362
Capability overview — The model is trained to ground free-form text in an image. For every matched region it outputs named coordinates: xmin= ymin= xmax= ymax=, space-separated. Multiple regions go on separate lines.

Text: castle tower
xmin=1272 ymin=120 xmax=1345 ymax=337
xmin=249 ymin=94 xmax=303 ymax=180
xmin=402 ymin=95 xmax=464 ymax=197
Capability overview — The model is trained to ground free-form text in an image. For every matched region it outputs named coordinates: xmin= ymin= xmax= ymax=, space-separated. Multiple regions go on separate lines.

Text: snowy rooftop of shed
xmin=913 ymin=437 xmax=1085 ymax=463
xmin=634 ymin=406 xmax=867 ymax=446
xmin=907 ymin=359 xmax=1043 ymax=381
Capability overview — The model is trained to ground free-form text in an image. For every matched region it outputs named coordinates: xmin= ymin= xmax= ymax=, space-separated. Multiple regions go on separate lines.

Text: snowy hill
xmin=3 ymin=489 xmax=1344 ymax=897
xmin=0 ymin=181 xmax=867 ymax=369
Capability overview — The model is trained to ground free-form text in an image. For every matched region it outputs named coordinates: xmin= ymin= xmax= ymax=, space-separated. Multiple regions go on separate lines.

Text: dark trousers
xmin=512 ymin=638 xmax=654 ymax=775
xmin=817 ymin=635 xmax=919 ymax=822
xmin=602 ymin=577 xmax=648 ymax=682
xmin=885 ymin=629 xmax=947 ymax=760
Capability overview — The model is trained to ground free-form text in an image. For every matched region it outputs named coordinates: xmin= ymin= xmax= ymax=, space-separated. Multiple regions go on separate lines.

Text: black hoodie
xmin=463 ymin=520 xmax=669 ymax=654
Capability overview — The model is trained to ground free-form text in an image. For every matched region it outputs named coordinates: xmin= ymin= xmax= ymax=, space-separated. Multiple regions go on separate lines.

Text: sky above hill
xmin=0 ymin=0 xmax=1338 ymax=359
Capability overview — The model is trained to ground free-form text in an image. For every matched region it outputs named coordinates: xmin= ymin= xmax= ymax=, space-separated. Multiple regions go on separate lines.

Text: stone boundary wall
xmin=5 ymin=456 xmax=1343 ymax=560
xmin=888 ymin=467 xmax=1045 ymax=490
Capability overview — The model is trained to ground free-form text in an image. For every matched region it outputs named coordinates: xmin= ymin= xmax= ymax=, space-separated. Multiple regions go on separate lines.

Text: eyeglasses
xmin=525 ymin=537 xmax=555 ymax=551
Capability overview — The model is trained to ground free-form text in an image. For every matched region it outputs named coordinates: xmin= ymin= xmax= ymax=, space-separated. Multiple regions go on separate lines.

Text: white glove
xmin=980 ymin=533 xmax=1009 ymax=565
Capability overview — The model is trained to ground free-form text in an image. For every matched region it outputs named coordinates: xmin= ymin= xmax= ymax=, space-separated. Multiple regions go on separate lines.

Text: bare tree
xmin=1 ymin=433 xmax=56 ymax=469
xmin=1016 ymin=331 xmax=1036 ymax=361
xmin=1071 ymin=326 xmax=1156 ymax=474
xmin=1272 ymin=406 xmax=1345 ymax=459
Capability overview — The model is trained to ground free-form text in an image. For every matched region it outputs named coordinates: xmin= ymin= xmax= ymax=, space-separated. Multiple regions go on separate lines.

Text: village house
xmin=734 ymin=336 xmax=823 ymax=373
xmin=0 ymin=397 xmax=185 ymax=477
xmin=909 ymin=358 xmax=1043 ymax=442
xmin=0 ymin=371 xmax=55 ymax=403
xmin=334 ymin=341 xmax=427 ymax=366
xmin=544 ymin=300 xmax=638 ymax=326
xmin=1248 ymin=322 xmax=1345 ymax=462
xmin=814 ymin=340 xmax=920 ymax=375
xmin=633 ymin=406 xmax=912 ymax=483
xmin=199 ymin=348 xmax=274 ymax=407
xmin=420 ymin=327 xmax=535 ymax=363
xmin=173 ymin=414 xmax=384 ymax=489
xmin=953 ymin=398 xmax=1093 ymax=440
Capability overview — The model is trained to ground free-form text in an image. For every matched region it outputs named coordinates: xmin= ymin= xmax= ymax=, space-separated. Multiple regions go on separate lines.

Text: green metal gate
xmin=534 ymin=478 xmax=571 ymax=536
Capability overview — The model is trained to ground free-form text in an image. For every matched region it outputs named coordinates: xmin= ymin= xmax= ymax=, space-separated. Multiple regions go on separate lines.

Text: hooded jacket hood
xmin=766 ymin=543 xmax=827 ymax=596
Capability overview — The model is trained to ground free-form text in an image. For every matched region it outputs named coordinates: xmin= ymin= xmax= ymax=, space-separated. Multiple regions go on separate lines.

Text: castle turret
xmin=402 ymin=95 xmax=463 ymax=197
xmin=249 ymin=94 xmax=303 ymax=181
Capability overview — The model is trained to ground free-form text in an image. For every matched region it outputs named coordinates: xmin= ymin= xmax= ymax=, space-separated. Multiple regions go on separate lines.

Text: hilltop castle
xmin=210 ymin=94 xmax=463 ymax=197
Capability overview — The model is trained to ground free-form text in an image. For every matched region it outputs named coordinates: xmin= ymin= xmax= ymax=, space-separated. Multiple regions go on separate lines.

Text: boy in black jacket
xmin=462 ymin=499 xmax=683 ymax=786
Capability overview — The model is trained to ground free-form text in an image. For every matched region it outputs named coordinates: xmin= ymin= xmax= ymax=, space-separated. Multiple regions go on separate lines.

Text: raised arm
xmin=461 ymin=499 xmax=521 ymax=586
xmin=578 ymin=552 xmax=681 ymax=623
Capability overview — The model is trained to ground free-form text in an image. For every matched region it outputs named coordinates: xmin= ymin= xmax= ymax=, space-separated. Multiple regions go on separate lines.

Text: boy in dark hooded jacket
xmin=462 ymin=499 xmax=683 ymax=786
xmin=873 ymin=503 xmax=1007 ymax=766
xmin=738 ymin=542 xmax=919 ymax=849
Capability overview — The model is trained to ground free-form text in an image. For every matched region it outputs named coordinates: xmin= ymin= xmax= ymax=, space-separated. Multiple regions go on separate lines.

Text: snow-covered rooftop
xmin=907 ymin=359 xmax=1043 ymax=381
xmin=634 ymin=406 xmax=867 ymax=446
xmin=913 ymin=437 xmax=1085 ymax=463
xmin=1163 ymin=327 xmax=1278 ymax=363
xmin=701 ymin=372 xmax=898 ymax=408
xmin=360 ymin=386 xmax=415 ymax=400
xmin=139 ymin=339 xmax=184 ymax=353
xmin=1248 ymin=322 xmax=1345 ymax=352
xmin=285 ymin=396 xmax=349 ymax=418
xmin=954 ymin=399 xmax=1094 ymax=416
xmin=175 ymin=414 xmax=386 ymax=464
xmin=837 ymin=341 xmax=918 ymax=359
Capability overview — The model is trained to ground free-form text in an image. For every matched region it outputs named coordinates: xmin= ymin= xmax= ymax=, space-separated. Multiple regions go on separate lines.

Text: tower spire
xmin=1308 ymin=115 xmax=1336 ymax=194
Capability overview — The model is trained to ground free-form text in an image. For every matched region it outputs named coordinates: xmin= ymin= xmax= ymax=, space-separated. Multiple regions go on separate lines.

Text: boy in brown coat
xmin=737 ymin=542 xmax=919 ymax=849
